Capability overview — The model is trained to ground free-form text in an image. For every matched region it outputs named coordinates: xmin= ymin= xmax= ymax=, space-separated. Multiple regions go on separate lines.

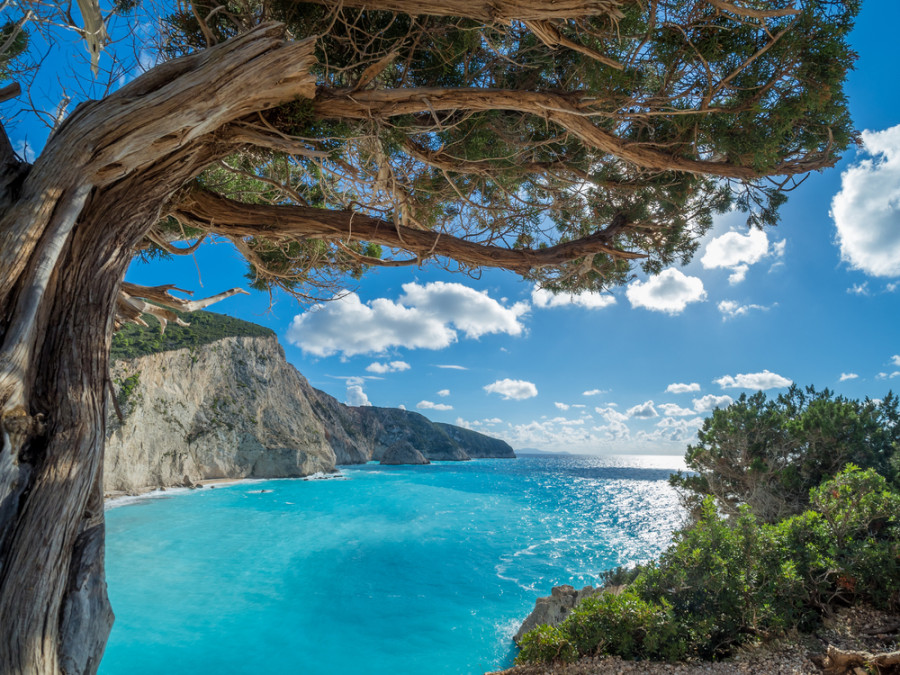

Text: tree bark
xmin=0 ymin=24 xmax=316 ymax=674
xmin=170 ymin=187 xmax=647 ymax=271
xmin=302 ymin=0 xmax=624 ymax=22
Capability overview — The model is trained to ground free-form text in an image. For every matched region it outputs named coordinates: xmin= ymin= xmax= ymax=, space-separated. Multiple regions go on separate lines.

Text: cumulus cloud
xmin=692 ymin=394 xmax=734 ymax=413
xmin=531 ymin=287 xmax=616 ymax=310
xmin=839 ymin=373 xmax=859 ymax=382
xmin=648 ymin=416 xmax=704 ymax=442
xmin=658 ymin=403 xmax=696 ymax=417
xmin=554 ymin=402 xmax=570 ymax=410
xmin=666 ymin=382 xmax=700 ymax=394
xmin=484 ymin=378 xmax=538 ymax=400
xmin=417 ymin=400 xmax=453 ymax=411
xmin=287 ymin=282 xmax=528 ymax=357
xmin=627 ymin=400 xmax=659 ymax=419
xmin=715 ymin=370 xmax=792 ymax=390
xmin=582 ymin=389 xmax=608 ymax=396
xmin=365 ymin=360 xmax=411 ymax=374
xmin=595 ymin=406 xmax=629 ymax=424
xmin=346 ymin=385 xmax=371 ymax=407
xmin=718 ymin=300 xmax=771 ymax=320
xmin=437 ymin=389 xmax=450 ymax=397
xmin=848 ymin=282 xmax=871 ymax=296
xmin=831 ymin=125 xmax=900 ymax=277
xmin=701 ymin=228 xmax=771 ymax=284
xmin=892 ymin=355 xmax=900 ymax=367
xmin=626 ymin=269 xmax=706 ymax=314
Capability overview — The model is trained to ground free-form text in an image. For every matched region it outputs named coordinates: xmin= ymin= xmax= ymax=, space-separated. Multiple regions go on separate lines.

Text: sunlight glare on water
xmin=101 ymin=454 xmax=685 ymax=675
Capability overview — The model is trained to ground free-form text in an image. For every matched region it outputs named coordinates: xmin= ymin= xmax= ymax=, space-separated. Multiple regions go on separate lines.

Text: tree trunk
xmin=0 ymin=24 xmax=315 ymax=674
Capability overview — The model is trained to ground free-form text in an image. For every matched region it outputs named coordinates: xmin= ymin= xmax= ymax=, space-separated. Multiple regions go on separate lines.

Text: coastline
xmin=103 ymin=471 xmax=347 ymax=509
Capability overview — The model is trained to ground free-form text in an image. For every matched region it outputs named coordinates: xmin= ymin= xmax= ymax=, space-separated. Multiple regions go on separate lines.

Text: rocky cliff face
xmin=104 ymin=334 xmax=514 ymax=494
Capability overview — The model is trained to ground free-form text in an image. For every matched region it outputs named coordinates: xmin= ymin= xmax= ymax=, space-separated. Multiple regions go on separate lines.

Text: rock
xmin=104 ymin=328 xmax=516 ymax=494
xmin=380 ymin=441 xmax=430 ymax=465
xmin=514 ymin=584 xmax=609 ymax=645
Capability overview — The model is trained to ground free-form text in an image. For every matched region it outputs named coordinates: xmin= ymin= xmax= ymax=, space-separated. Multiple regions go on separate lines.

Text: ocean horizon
xmin=101 ymin=454 xmax=686 ymax=674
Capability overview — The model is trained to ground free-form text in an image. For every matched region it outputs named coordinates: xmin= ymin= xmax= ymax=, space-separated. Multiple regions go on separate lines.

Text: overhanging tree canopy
xmin=0 ymin=0 xmax=859 ymax=672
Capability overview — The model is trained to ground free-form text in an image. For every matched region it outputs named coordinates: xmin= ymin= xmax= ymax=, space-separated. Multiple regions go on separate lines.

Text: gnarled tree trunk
xmin=0 ymin=24 xmax=315 ymax=674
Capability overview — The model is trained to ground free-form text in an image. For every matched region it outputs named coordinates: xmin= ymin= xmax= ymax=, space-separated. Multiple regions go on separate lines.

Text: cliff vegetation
xmin=516 ymin=389 xmax=900 ymax=671
xmin=110 ymin=310 xmax=274 ymax=360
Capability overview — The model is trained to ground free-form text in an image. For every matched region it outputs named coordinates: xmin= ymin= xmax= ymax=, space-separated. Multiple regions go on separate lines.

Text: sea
xmin=100 ymin=454 xmax=686 ymax=675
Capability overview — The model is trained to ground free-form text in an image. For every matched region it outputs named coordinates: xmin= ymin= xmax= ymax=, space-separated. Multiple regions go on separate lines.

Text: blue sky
xmin=9 ymin=1 xmax=900 ymax=454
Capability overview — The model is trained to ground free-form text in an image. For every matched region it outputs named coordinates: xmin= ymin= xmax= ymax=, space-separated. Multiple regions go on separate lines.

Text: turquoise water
xmin=101 ymin=455 xmax=685 ymax=674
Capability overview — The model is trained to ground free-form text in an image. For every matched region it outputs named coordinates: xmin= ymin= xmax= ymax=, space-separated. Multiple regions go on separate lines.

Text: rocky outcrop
xmin=380 ymin=441 xmax=430 ymax=465
xmin=436 ymin=423 xmax=517 ymax=459
xmin=105 ymin=336 xmax=337 ymax=494
xmin=514 ymin=585 xmax=611 ymax=644
xmin=104 ymin=331 xmax=515 ymax=494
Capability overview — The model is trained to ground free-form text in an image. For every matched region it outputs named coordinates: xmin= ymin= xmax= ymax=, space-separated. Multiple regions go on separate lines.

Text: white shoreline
xmin=104 ymin=471 xmax=346 ymax=509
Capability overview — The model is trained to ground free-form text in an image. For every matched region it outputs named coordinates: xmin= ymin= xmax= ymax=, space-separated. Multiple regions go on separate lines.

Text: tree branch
xmin=313 ymin=88 xmax=834 ymax=179
xmin=706 ymin=0 xmax=800 ymax=20
xmin=299 ymin=0 xmax=624 ymax=22
xmin=169 ymin=187 xmax=647 ymax=276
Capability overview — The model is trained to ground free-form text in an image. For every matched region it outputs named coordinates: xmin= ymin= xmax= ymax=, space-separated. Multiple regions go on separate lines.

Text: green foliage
xmin=159 ymin=0 xmax=860 ymax=298
xmin=516 ymin=625 xmax=578 ymax=665
xmin=671 ymin=385 xmax=900 ymax=523
xmin=517 ymin=467 xmax=900 ymax=665
xmin=114 ymin=371 xmax=142 ymax=415
xmin=110 ymin=311 xmax=274 ymax=361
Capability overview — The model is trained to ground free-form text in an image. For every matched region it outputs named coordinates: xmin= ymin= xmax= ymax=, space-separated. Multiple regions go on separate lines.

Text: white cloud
xmin=437 ymin=389 xmax=450 ymax=397
xmin=417 ymin=400 xmax=453 ymax=411
xmin=398 ymin=404 xmax=406 ymax=410
xmin=346 ymin=385 xmax=371 ymax=407
xmin=627 ymin=400 xmax=658 ymax=419
xmin=658 ymin=403 xmax=696 ymax=417
xmin=692 ymin=394 xmax=734 ymax=413
xmin=648 ymin=416 xmax=704 ymax=442
xmin=832 ymin=125 xmax=900 ymax=277
xmin=839 ymin=373 xmax=859 ymax=382
xmin=437 ymin=364 xmax=467 ymax=370
xmin=848 ymin=282 xmax=871 ymax=296
xmin=714 ymin=370 xmax=792 ymax=390
xmin=554 ymin=402 xmax=570 ymax=410
xmin=595 ymin=406 xmax=628 ymax=423
xmin=892 ymin=355 xmax=900 ymax=367
xmin=701 ymin=228 xmax=771 ymax=285
xmin=666 ymin=382 xmax=700 ymax=394
xmin=365 ymin=360 xmax=411 ymax=374
xmin=531 ymin=287 xmax=616 ymax=310
xmin=718 ymin=300 xmax=771 ymax=320
xmin=287 ymin=282 xmax=528 ymax=357
xmin=626 ymin=269 xmax=706 ymax=315
xmin=484 ymin=378 xmax=538 ymax=400
xmin=582 ymin=389 xmax=608 ymax=396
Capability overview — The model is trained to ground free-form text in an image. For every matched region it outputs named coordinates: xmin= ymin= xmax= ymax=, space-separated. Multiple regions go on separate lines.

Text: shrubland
xmin=517 ymin=388 xmax=900 ymax=666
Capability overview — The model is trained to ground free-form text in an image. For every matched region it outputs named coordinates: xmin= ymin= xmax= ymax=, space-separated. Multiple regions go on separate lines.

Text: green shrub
xmin=562 ymin=591 xmax=686 ymax=661
xmin=516 ymin=466 xmax=900 ymax=666
xmin=515 ymin=625 xmax=577 ymax=665
xmin=670 ymin=387 xmax=900 ymax=523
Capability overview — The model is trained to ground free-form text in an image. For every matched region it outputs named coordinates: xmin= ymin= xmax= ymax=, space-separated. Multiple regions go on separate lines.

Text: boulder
xmin=380 ymin=441 xmax=431 ymax=465
xmin=514 ymin=584 xmax=615 ymax=645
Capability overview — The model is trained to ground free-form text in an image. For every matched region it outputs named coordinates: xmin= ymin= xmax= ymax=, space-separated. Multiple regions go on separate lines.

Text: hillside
xmin=105 ymin=314 xmax=514 ymax=494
